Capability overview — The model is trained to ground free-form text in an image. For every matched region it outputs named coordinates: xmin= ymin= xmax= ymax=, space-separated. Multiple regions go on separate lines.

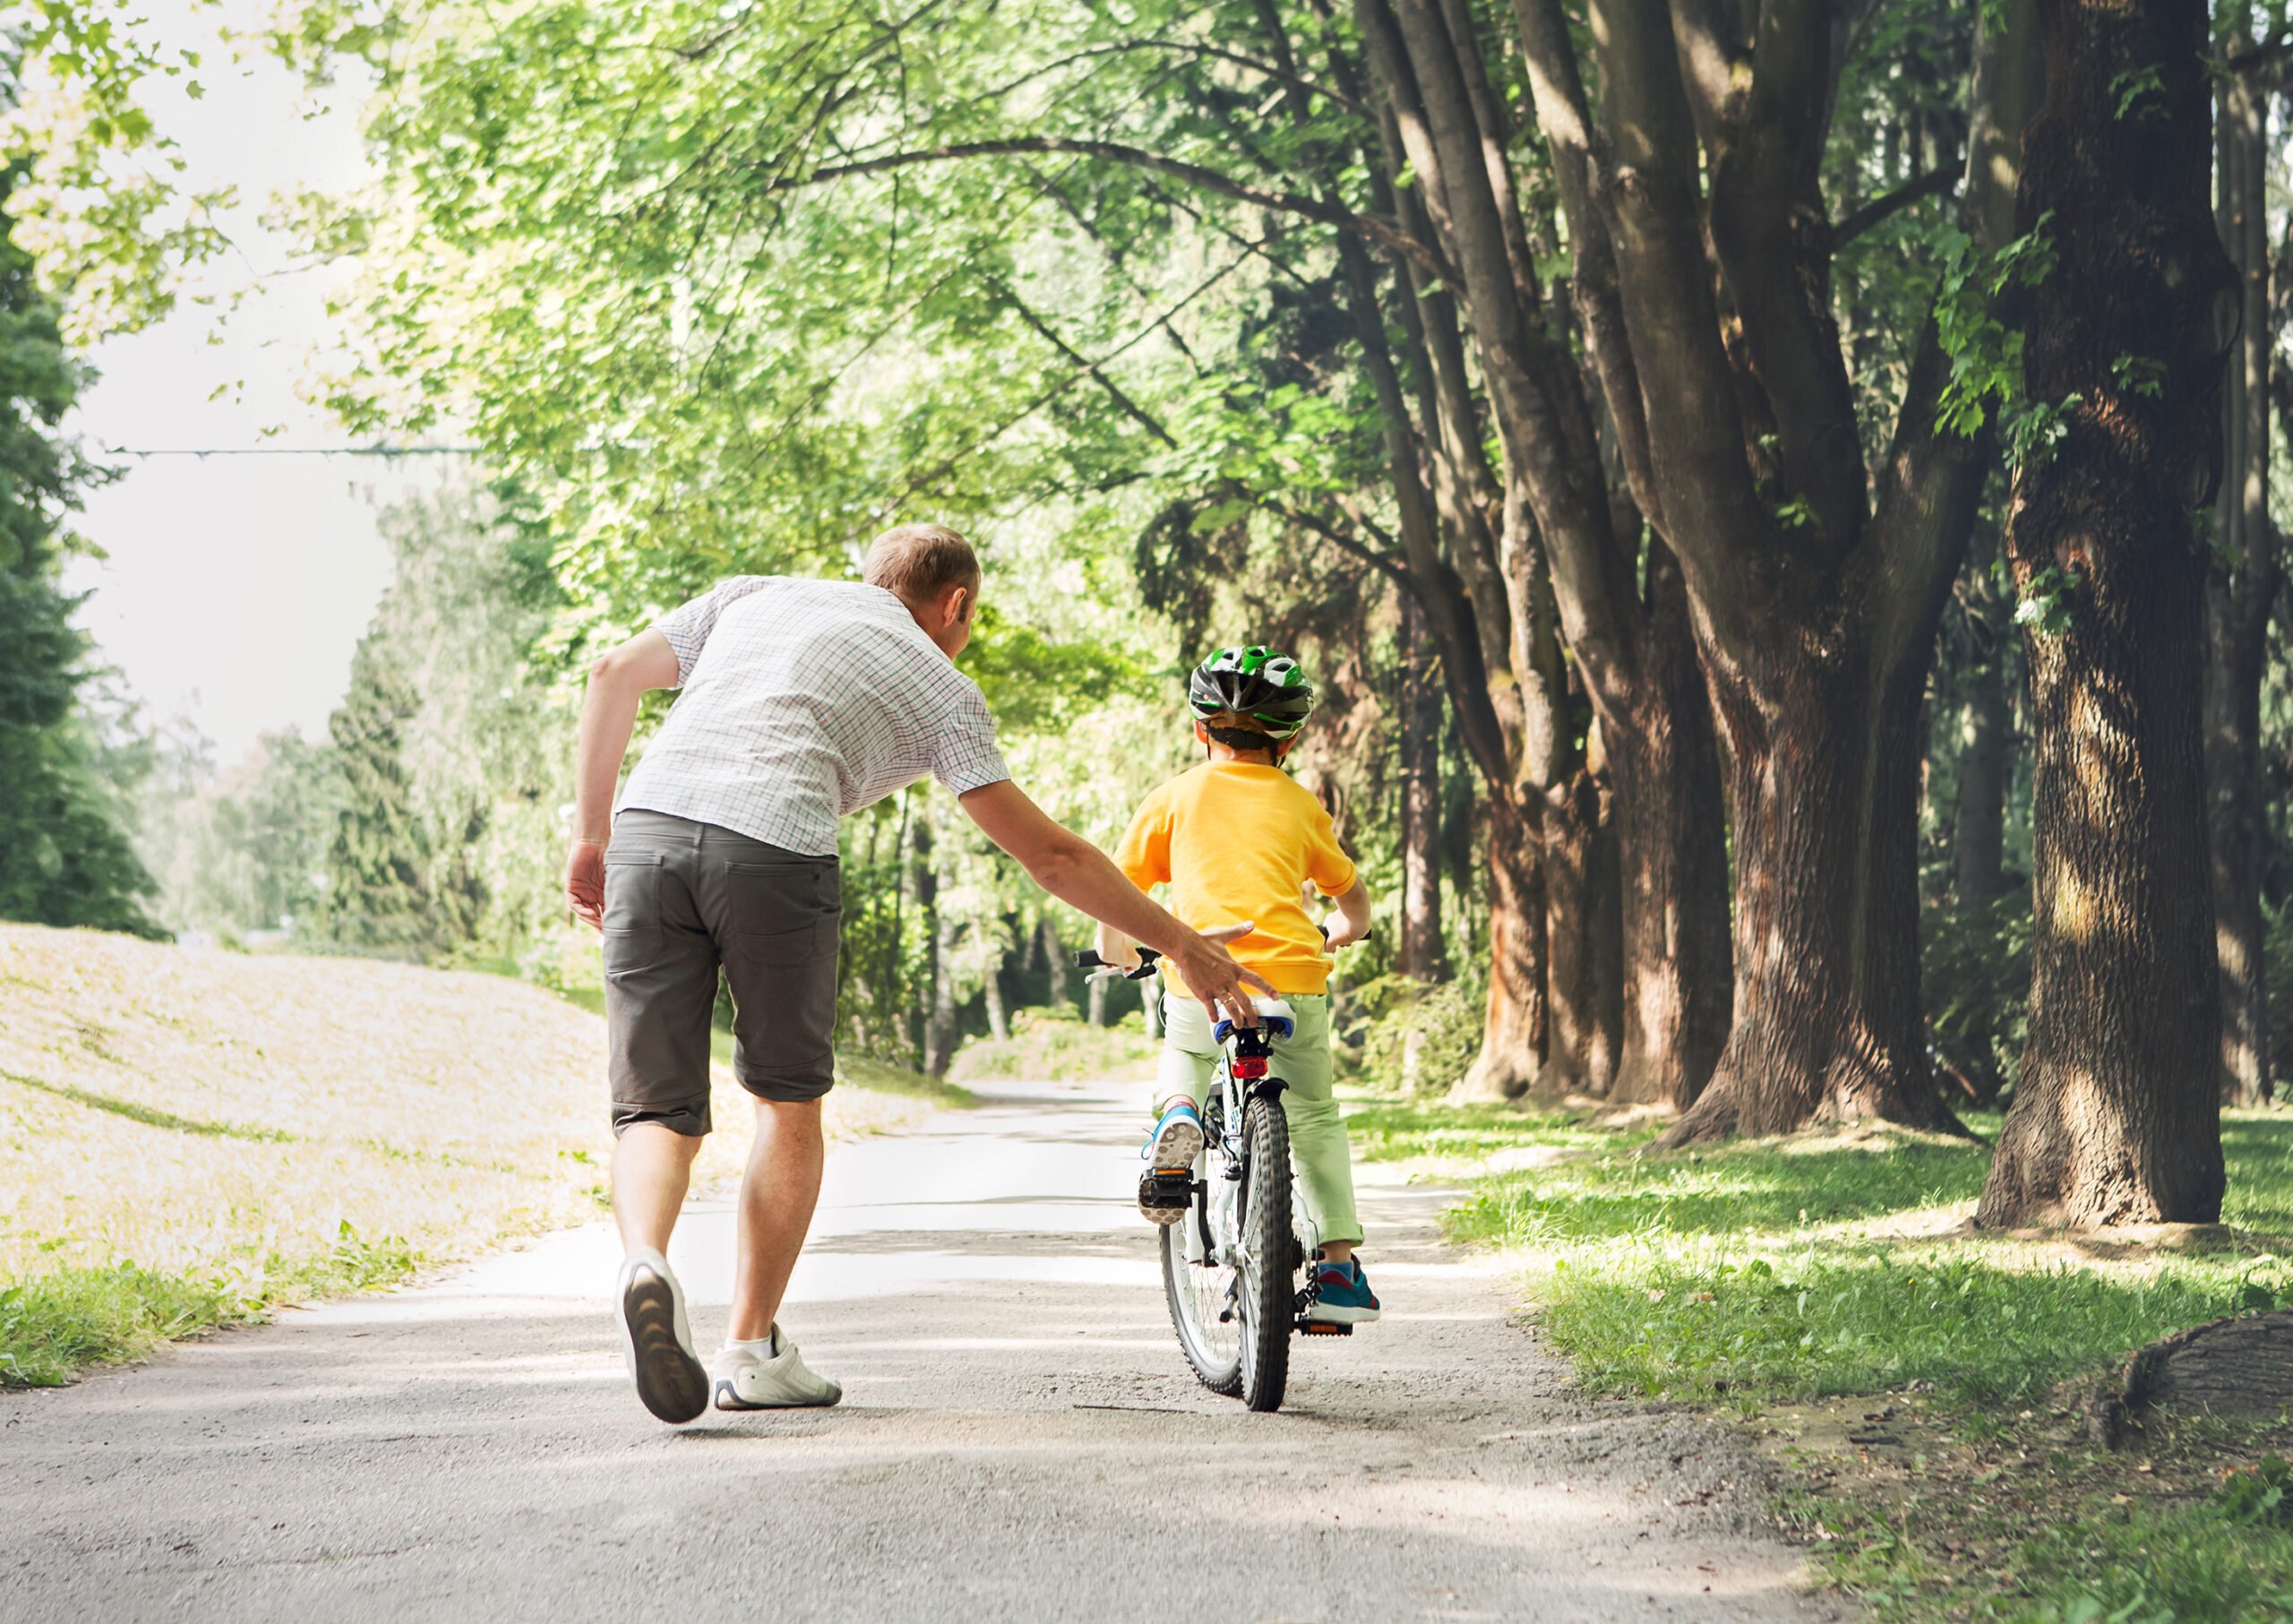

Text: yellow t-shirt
xmin=1114 ymin=761 xmax=1360 ymax=996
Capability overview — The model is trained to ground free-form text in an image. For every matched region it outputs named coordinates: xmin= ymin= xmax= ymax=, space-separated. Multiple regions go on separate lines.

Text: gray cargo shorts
xmin=603 ymin=809 xmax=842 ymax=1135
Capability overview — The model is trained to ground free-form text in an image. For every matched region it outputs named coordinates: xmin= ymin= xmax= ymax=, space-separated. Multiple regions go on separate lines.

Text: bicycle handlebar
xmin=1073 ymin=946 xmax=1163 ymax=982
xmin=1075 ymin=924 xmax=1373 ymax=983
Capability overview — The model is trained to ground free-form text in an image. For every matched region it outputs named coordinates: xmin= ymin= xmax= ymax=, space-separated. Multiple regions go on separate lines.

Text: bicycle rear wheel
xmin=1163 ymin=1146 xmax=1241 ymax=1395
xmin=1235 ymin=1096 xmax=1294 ymax=1413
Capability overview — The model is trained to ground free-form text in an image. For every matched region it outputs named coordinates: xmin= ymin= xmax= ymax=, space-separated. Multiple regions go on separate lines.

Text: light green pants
xmin=1156 ymin=992 xmax=1363 ymax=1247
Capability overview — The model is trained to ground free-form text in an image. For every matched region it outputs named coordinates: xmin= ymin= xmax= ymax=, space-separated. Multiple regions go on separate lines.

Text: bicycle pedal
xmin=1137 ymin=1169 xmax=1192 ymax=1218
xmin=1299 ymin=1321 xmax=1353 ymax=1336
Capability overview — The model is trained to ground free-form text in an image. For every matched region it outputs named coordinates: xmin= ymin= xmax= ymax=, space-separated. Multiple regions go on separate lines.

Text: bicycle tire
xmin=1161 ymin=1189 xmax=1241 ymax=1396
xmin=1235 ymin=1096 xmax=1294 ymax=1413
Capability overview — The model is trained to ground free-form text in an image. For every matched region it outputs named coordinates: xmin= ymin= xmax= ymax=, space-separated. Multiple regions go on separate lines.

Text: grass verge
xmin=1353 ymin=1094 xmax=2293 ymax=1622
xmin=2 ymin=924 xmax=935 ymax=1389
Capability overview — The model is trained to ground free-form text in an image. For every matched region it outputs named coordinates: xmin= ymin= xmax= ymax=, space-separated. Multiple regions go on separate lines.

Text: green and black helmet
xmin=1187 ymin=646 xmax=1317 ymax=740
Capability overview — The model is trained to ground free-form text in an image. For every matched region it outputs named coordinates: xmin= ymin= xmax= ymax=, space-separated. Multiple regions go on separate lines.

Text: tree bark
xmin=1086 ymin=969 xmax=1109 ymax=1028
xmin=2202 ymin=62 xmax=2279 ymax=1108
xmin=983 ymin=941 xmax=1011 ymax=1043
xmin=1661 ymin=632 xmax=1963 ymax=1141
xmin=915 ymin=818 xmax=958 ymax=1077
xmin=1041 ymin=914 xmax=1069 ymax=1013
xmin=1976 ymin=0 xmax=2234 ymax=1228
xmin=1538 ymin=766 xmax=1616 ymax=1096
xmin=1455 ymin=791 xmax=1546 ymax=1099
xmin=1954 ymin=616 xmax=2014 ymax=905
xmin=1606 ymin=546 xmax=1732 ymax=1107
xmin=1398 ymin=590 xmax=1448 ymax=983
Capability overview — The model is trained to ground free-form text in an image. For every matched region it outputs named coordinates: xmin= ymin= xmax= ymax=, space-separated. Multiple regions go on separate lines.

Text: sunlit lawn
xmin=2 ymin=926 xmax=931 ymax=1387
xmin=1353 ymin=1093 xmax=2293 ymax=1622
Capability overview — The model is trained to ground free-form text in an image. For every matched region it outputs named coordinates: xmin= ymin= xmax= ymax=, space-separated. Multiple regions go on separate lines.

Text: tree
xmin=1976 ymin=0 xmax=2235 ymax=1229
xmin=2202 ymin=28 xmax=2285 ymax=1108
xmin=278 ymin=0 xmax=2075 ymax=1127
xmin=0 ymin=150 xmax=156 ymax=937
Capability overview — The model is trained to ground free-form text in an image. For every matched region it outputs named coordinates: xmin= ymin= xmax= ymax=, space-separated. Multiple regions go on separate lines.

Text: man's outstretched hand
xmin=1168 ymin=921 xmax=1276 ymax=1028
xmin=565 ymin=838 xmax=606 ymax=932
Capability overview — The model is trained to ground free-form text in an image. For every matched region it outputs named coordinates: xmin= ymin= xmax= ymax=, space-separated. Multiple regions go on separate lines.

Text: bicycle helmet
xmin=1187 ymin=646 xmax=1317 ymax=740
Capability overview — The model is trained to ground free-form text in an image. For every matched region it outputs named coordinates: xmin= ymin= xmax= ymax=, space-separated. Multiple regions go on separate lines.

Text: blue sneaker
xmin=1138 ymin=1101 xmax=1203 ymax=1225
xmin=1140 ymin=1100 xmax=1203 ymax=1171
xmin=1308 ymin=1259 xmax=1380 ymax=1325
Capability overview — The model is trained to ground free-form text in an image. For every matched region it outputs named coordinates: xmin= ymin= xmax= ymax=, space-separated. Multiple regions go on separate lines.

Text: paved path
xmin=1 ymin=1080 xmax=1845 ymax=1623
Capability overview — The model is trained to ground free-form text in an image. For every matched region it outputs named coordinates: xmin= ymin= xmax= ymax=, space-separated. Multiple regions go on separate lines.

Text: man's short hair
xmin=863 ymin=522 xmax=980 ymax=605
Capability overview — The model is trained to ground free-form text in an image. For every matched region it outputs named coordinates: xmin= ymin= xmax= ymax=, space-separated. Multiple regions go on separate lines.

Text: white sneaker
xmin=615 ymin=1247 xmax=709 ymax=1425
xmin=712 ymin=1326 xmax=843 ymax=1410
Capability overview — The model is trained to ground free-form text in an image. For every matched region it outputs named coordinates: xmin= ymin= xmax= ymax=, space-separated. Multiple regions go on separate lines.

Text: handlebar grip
xmin=1072 ymin=946 xmax=1161 ymax=981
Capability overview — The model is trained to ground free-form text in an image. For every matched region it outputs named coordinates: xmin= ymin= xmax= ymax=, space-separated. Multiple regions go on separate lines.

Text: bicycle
xmin=1074 ymin=940 xmax=1354 ymax=1413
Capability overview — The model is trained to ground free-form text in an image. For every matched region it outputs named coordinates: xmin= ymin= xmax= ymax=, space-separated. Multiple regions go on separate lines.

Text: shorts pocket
xmin=603 ymin=853 xmax=664 ymax=972
xmin=724 ymin=859 xmax=839 ymax=961
xmin=732 ymin=917 xmax=837 ymax=967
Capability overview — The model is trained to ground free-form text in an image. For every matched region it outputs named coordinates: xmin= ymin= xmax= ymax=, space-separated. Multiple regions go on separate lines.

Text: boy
xmin=1096 ymin=646 xmax=1379 ymax=1325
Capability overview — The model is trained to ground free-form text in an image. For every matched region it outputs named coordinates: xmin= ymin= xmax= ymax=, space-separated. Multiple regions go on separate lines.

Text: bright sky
xmin=57 ymin=4 xmax=455 ymax=764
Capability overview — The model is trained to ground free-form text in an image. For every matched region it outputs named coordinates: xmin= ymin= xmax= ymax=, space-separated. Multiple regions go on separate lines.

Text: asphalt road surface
xmin=2 ymin=1079 xmax=1847 ymax=1623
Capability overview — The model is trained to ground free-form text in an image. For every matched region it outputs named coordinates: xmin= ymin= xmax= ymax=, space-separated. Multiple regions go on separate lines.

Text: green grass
xmin=1 ymin=1221 xmax=419 ymax=1388
xmin=1 ymin=1068 xmax=295 ymax=1143
xmin=1352 ymin=1096 xmax=2293 ymax=1621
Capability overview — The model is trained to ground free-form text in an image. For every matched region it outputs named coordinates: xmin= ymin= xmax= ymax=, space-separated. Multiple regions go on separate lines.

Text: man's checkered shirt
xmin=616 ymin=576 xmax=1010 ymax=856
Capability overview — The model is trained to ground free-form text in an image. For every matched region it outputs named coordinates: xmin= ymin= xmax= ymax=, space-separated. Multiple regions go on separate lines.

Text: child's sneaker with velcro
xmin=1307 ymin=1259 xmax=1380 ymax=1325
xmin=1138 ymin=1099 xmax=1203 ymax=1224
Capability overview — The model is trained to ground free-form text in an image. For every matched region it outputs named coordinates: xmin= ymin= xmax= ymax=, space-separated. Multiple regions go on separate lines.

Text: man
xmin=565 ymin=522 xmax=1271 ymax=1425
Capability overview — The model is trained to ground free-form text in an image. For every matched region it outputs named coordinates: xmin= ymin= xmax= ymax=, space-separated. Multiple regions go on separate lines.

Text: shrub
xmin=1920 ymin=890 xmax=2031 ymax=1104
xmin=1338 ymin=970 xmax=1486 ymax=1094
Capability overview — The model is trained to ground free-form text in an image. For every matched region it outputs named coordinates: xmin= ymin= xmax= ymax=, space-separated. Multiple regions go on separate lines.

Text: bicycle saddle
xmin=1215 ymin=997 xmax=1296 ymax=1044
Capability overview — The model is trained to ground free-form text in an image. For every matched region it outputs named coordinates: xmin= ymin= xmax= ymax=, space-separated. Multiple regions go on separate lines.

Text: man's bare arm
xmin=959 ymin=780 xmax=1273 ymax=1024
xmin=565 ymin=630 xmax=681 ymax=930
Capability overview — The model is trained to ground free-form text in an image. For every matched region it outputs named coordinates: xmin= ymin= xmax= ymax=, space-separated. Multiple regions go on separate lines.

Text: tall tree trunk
xmin=1537 ymin=767 xmax=1614 ymax=1096
xmin=1606 ymin=546 xmax=1732 ymax=1107
xmin=915 ymin=817 xmax=958 ymax=1076
xmin=1398 ymin=591 xmax=1448 ymax=983
xmin=1041 ymin=914 xmax=1069 ymax=1013
xmin=2203 ymin=63 xmax=2280 ymax=1108
xmin=1977 ymin=0 xmax=2233 ymax=1227
xmin=1954 ymin=614 xmax=2014 ymax=905
xmin=1086 ymin=970 xmax=1109 ymax=1028
xmin=1455 ymin=792 xmax=1546 ymax=1099
xmin=983 ymin=941 xmax=1011 ymax=1043
xmin=1663 ymin=635 xmax=1962 ymax=1142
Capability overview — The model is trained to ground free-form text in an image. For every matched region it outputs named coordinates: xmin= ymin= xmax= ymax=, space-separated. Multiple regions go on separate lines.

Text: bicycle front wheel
xmin=1163 ymin=1138 xmax=1241 ymax=1396
xmin=1234 ymin=1096 xmax=1294 ymax=1413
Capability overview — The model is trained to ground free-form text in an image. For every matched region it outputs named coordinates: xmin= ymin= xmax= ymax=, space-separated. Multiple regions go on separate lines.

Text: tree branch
xmin=1280 ymin=503 xmax=1413 ymax=590
xmin=1833 ymin=164 xmax=1960 ymax=249
xmin=759 ymin=137 xmax=1456 ymax=284
xmin=992 ymin=283 xmax=1177 ymax=446
xmin=956 ymin=40 xmax=1370 ymax=118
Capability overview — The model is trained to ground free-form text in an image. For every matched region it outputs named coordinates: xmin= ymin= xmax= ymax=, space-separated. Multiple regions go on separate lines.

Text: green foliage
xmin=2 ymin=3 xmax=232 ymax=340
xmin=948 ymin=1005 xmax=1157 ymax=1084
xmin=2014 ymin=564 xmax=2083 ymax=637
xmin=2109 ymin=353 xmax=2166 ymax=400
xmin=0 ymin=159 xmax=156 ymax=937
xmin=1921 ymin=892 xmax=2032 ymax=1103
xmin=1338 ymin=971 xmax=1487 ymax=1095
xmin=138 ymin=726 xmax=335 ymax=938
xmin=1934 ymin=215 xmax=2057 ymax=445
xmin=2109 ymin=64 xmax=2167 ymax=122
xmin=2219 ymin=1456 xmax=2293 ymax=1529
xmin=322 ymin=637 xmax=483 ymax=957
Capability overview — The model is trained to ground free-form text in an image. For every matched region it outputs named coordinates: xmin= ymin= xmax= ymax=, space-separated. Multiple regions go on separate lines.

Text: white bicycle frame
xmin=1181 ymin=1039 xmax=1322 ymax=1272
